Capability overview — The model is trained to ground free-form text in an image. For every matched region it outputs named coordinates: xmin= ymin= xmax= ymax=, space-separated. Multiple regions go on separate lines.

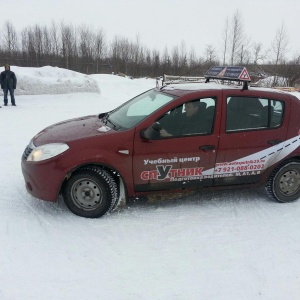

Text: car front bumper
xmin=21 ymin=159 xmax=65 ymax=202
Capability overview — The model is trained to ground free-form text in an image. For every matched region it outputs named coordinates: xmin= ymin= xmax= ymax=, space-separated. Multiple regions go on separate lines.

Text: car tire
xmin=266 ymin=160 xmax=300 ymax=203
xmin=63 ymin=166 xmax=118 ymax=218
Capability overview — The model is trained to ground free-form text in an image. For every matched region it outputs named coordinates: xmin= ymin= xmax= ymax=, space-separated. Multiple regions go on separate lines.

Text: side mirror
xmin=140 ymin=122 xmax=162 ymax=140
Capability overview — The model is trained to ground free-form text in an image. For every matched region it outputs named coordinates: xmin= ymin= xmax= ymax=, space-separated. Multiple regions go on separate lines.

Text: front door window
xmin=158 ymin=97 xmax=216 ymax=138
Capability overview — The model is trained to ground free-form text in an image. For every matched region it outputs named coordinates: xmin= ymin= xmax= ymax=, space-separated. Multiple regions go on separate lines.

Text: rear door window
xmin=226 ymin=96 xmax=284 ymax=132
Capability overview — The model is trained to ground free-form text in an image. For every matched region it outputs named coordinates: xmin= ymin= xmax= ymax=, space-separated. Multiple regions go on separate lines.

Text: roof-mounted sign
xmin=205 ymin=66 xmax=251 ymax=82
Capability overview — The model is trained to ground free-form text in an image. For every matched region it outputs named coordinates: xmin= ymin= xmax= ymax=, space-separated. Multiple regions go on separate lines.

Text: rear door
xmin=133 ymin=91 xmax=221 ymax=192
xmin=215 ymin=90 xmax=289 ymax=185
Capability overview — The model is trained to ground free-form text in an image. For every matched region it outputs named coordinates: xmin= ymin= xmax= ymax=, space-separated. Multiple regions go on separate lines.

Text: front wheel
xmin=63 ymin=166 xmax=118 ymax=218
xmin=266 ymin=160 xmax=300 ymax=203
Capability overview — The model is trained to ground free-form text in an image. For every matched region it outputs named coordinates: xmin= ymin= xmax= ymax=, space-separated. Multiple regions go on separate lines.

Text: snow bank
xmin=90 ymin=74 xmax=155 ymax=99
xmin=0 ymin=65 xmax=100 ymax=95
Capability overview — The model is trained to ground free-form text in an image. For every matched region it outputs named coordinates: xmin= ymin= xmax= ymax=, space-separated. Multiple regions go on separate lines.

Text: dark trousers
xmin=3 ymin=87 xmax=15 ymax=105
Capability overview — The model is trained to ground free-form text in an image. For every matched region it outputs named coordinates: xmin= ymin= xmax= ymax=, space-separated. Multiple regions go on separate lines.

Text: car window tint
xmin=226 ymin=97 xmax=284 ymax=132
xmin=158 ymin=97 xmax=216 ymax=138
xmin=258 ymin=98 xmax=269 ymax=127
xmin=270 ymin=100 xmax=284 ymax=128
xmin=109 ymin=89 xmax=177 ymax=129
xmin=127 ymin=93 xmax=174 ymax=116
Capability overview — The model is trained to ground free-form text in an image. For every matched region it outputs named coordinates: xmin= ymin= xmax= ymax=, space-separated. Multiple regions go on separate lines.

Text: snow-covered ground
xmin=1 ymin=67 xmax=300 ymax=300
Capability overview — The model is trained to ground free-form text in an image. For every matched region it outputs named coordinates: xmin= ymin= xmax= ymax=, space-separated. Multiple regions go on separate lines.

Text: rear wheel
xmin=266 ymin=160 xmax=300 ymax=203
xmin=63 ymin=166 xmax=118 ymax=218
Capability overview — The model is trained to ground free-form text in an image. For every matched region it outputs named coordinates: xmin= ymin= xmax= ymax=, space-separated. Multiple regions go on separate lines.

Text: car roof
xmin=159 ymin=82 xmax=293 ymax=97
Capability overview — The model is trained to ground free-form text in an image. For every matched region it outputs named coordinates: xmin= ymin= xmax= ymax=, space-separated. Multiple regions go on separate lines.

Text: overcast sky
xmin=1 ymin=0 xmax=299 ymax=61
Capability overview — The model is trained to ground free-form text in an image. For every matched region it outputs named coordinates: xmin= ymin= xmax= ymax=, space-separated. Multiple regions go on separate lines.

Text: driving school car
xmin=21 ymin=66 xmax=300 ymax=218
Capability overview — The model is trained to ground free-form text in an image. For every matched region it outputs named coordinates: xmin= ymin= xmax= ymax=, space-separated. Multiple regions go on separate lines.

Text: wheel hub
xmin=82 ymin=188 xmax=93 ymax=199
xmin=279 ymin=170 xmax=300 ymax=195
xmin=71 ymin=178 xmax=103 ymax=210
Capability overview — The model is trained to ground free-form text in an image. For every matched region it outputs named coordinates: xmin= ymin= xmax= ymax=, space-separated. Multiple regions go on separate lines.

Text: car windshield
xmin=107 ymin=89 xmax=177 ymax=130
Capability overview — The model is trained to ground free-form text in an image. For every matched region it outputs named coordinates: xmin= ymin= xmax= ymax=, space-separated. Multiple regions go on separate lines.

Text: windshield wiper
xmin=105 ymin=115 xmax=119 ymax=130
xmin=99 ymin=112 xmax=111 ymax=125
xmin=99 ymin=112 xmax=117 ymax=129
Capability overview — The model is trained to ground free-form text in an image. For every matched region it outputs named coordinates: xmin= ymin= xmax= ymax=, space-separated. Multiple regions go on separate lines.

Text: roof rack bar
xmin=157 ymin=66 xmax=252 ymax=89
xmin=161 ymin=74 xmax=205 ymax=86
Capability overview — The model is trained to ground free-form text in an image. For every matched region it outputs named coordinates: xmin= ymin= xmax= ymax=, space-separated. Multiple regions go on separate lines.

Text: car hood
xmin=33 ymin=115 xmax=114 ymax=146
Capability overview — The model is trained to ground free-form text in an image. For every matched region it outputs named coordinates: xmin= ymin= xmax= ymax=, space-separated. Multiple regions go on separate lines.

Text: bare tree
xmin=138 ymin=45 xmax=147 ymax=76
xmin=78 ymin=24 xmax=94 ymax=73
xmin=238 ymin=38 xmax=252 ymax=64
xmin=50 ymin=21 xmax=60 ymax=58
xmin=161 ymin=47 xmax=171 ymax=75
xmin=272 ymin=22 xmax=289 ymax=65
xmin=109 ymin=35 xmax=133 ymax=74
xmin=271 ymin=22 xmax=289 ymax=86
xmin=2 ymin=21 xmax=19 ymax=56
xmin=152 ymin=49 xmax=160 ymax=77
xmin=0 ymin=19 xmax=240 ymax=76
xmin=287 ymin=56 xmax=300 ymax=86
xmin=205 ymin=44 xmax=218 ymax=63
xmin=221 ymin=17 xmax=229 ymax=65
xmin=110 ymin=35 xmax=121 ymax=72
xmin=171 ymin=45 xmax=179 ymax=74
xmin=42 ymin=26 xmax=52 ymax=64
xmin=24 ymin=27 xmax=37 ymax=67
xmin=178 ymin=40 xmax=188 ymax=74
xmin=33 ymin=25 xmax=44 ymax=66
xmin=119 ymin=37 xmax=131 ymax=74
xmin=130 ymin=35 xmax=143 ymax=76
xmin=60 ymin=22 xmax=76 ymax=69
xmin=229 ymin=10 xmax=245 ymax=65
xmin=144 ymin=48 xmax=152 ymax=75
xmin=252 ymin=42 xmax=269 ymax=64
xmin=93 ymin=29 xmax=106 ymax=73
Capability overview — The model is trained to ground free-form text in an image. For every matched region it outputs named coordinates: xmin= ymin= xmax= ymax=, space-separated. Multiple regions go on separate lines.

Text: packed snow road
xmin=1 ymin=74 xmax=300 ymax=299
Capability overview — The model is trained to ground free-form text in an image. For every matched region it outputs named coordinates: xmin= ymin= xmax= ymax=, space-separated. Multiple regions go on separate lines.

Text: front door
xmin=133 ymin=96 xmax=220 ymax=192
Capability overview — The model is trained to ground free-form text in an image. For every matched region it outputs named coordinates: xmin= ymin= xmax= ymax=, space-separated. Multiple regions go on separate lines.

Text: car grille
xmin=22 ymin=145 xmax=33 ymax=160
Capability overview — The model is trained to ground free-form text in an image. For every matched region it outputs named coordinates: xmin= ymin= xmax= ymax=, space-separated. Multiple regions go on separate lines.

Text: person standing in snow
xmin=0 ymin=64 xmax=17 ymax=106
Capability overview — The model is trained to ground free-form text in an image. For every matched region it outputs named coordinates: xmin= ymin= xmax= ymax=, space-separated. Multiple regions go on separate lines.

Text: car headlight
xmin=27 ymin=143 xmax=69 ymax=162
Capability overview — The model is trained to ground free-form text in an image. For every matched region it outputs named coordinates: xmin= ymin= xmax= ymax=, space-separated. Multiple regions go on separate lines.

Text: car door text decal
xmin=140 ymin=135 xmax=300 ymax=181
xmin=141 ymin=165 xmax=204 ymax=181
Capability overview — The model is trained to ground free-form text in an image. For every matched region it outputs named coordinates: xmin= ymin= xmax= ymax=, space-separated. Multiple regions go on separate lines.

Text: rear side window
xmin=226 ymin=96 xmax=284 ymax=132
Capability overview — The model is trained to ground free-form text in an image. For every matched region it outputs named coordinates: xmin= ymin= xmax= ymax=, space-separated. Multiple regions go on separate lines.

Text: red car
xmin=21 ymin=67 xmax=300 ymax=218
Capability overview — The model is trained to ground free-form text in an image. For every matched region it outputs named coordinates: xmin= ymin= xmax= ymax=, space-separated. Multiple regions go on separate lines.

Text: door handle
xmin=200 ymin=145 xmax=216 ymax=151
xmin=268 ymin=139 xmax=282 ymax=145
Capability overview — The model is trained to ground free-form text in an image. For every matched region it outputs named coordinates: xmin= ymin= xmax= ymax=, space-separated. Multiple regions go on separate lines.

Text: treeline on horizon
xmin=0 ymin=14 xmax=299 ymax=85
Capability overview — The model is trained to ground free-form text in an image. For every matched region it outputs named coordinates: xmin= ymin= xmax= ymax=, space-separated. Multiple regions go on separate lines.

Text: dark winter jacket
xmin=0 ymin=70 xmax=17 ymax=89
